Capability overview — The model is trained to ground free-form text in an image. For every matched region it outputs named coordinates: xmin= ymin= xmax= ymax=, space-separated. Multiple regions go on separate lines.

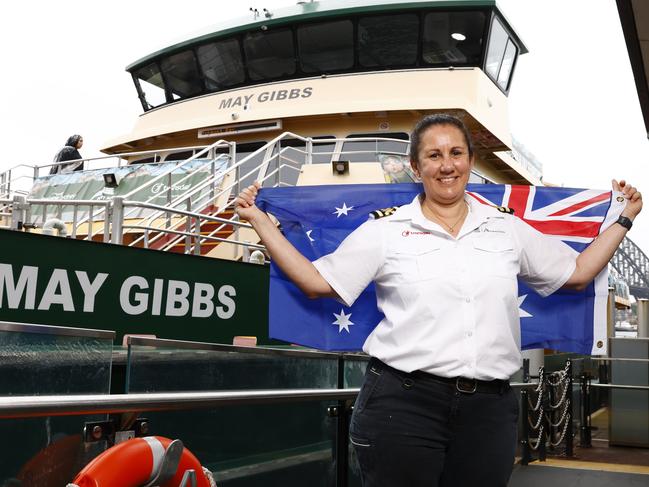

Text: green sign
xmin=0 ymin=229 xmax=274 ymax=345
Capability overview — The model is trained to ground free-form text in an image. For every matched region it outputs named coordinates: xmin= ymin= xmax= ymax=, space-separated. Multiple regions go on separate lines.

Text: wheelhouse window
xmin=485 ymin=16 xmax=518 ymax=91
xmin=197 ymin=38 xmax=245 ymax=90
xmin=243 ymin=29 xmax=296 ymax=80
xmin=160 ymin=50 xmax=204 ymax=100
xmin=298 ymin=20 xmax=354 ymax=73
xmin=422 ymin=11 xmax=486 ymax=65
xmin=341 ymin=132 xmax=409 ymax=163
xmin=133 ymin=63 xmax=166 ymax=109
xmin=129 ymin=6 xmax=520 ymax=110
xmin=358 ymin=14 xmax=419 ymax=67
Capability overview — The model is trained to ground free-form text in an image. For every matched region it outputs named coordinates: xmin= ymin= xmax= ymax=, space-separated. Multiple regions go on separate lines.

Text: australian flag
xmin=256 ymin=183 xmax=625 ymax=354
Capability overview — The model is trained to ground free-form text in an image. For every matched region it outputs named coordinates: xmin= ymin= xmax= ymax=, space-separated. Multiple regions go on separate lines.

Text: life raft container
xmin=69 ymin=436 xmax=213 ymax=487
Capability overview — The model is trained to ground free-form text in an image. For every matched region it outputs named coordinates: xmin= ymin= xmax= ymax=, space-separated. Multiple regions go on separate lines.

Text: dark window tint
xmin=485 ymin=17 xmax=508 ymax=78
xmin=130 ymin=156 xmax=159 ymax=165
xmin=133 ymin=63 xmax=166 ymax=109
xmin=197 ymin=38 xmax=245 ymax=90
xmin=358 ymin=14 xmax=419 ymax=67
xmin=160 ymin=50 xmax=203 ymax=100
xmin=244 ymin=29 xmax=296 ymax=80
xmin=423 ymin=11 xmax=486 ymax=65
xmin=298 ymin=20 xmax=354 ymax=73
xmin=165 ymin=150 xmax=196 ymax=162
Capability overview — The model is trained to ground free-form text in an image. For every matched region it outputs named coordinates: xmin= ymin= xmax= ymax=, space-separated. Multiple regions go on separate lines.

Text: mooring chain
xmin=548 ymin=380 xmax=570 ymax=410
xmin=549 ymin=413 xmax=571 ymax=447
xmin=528 ymin=407 xmax=544 ymax=430
xmin=528 ymin=425 xmax=545 ymax=451
xmin=525 ymin=361 xmax=573 ymax=457
xmin=546 ymin=399 xmax=570 ymax=428
xmin=527 ymin=383 xmax=544 ymax=412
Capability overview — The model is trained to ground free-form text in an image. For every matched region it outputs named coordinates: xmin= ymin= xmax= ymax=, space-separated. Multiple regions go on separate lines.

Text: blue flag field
xmin=256 ymin=183 xmax=624 ymax=354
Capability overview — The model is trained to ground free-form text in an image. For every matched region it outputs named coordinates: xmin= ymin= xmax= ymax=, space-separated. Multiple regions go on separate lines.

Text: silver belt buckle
xmin=456 ymin=377 xmax=477 ymax=394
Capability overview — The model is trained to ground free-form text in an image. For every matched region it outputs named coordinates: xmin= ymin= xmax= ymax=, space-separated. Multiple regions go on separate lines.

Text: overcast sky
xmin=1 ymin=0 xmax=647 ymax=253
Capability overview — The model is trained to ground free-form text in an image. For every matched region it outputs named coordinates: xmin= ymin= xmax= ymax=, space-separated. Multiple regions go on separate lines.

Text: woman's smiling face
xmin=411 ymin=124 xmax=473 ymax=205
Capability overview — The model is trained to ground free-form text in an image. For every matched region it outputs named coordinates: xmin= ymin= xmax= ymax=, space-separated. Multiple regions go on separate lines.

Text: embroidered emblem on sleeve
xmin=369 ymin=206 xmax=400 ymax=219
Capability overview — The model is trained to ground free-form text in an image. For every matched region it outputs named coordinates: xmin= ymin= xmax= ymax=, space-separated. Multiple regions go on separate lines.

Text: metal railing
xmin=2 ymin=132 xmax=462 ymax=258
xmin=0 ymin=388 xmax=360 ymax=419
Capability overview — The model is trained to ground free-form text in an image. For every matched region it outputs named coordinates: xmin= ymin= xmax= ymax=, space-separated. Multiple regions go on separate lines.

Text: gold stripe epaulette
xmin=495 ymin=206 xmax=514 ymax=214
xmin=369 ymin=206 xmax=400 ymax=219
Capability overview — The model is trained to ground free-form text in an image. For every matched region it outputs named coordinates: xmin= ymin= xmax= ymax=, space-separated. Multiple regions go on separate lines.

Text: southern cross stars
xmin=333 ymin=203 xmax=354 ymax=218
xmin=518 ymin=294 xmax=532 ymax=318
xmin=332 ymin=309 xmax=354 ymax=333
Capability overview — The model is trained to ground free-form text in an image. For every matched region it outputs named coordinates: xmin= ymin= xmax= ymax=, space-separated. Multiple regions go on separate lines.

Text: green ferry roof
xmin=126 ymin=0 xmax=527 ymax=71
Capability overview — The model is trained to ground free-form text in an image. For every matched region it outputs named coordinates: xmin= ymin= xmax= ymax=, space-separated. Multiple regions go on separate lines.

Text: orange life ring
xmin=70 ymin=436 xmax=212 ymax=487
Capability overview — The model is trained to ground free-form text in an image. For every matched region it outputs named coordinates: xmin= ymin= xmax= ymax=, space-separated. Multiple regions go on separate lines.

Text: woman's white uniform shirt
xmin=313 ymin=194 xmax=577 ymax=380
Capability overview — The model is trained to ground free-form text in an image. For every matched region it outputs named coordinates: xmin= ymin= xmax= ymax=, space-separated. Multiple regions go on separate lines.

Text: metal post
xmin=579 ymin=373 xmax=592 ymax=447
xmin=111 ymin=197 xmax=124 ymax=245
xmin=230 ymin=142 xmax=239 ymax=195
xmin=306 ymin=137 xmax=313 ymax=165
xmin=520 ymin=387 xmax=530 ymax=465
xmin=566 ymin=360 xmax=573 ymax=457
xmin=637 ymin=299 xmax=649 ymax=338
xmin=607 ymin=286 xmax=616 ymax=339
xmin=335 ymin=355 xmax=349 ymax=487
xmin=10 ymin=195 xmax=26 ymax=230
xmin=523 ymin=358 xmax=530 ymax=384
xmin=538 ymin=367 xmax=547 ymax=461
xmin=166 ymin=173 xmax=172 ymax=229
xmin=185 ymin=198 xmax=192 ymax=254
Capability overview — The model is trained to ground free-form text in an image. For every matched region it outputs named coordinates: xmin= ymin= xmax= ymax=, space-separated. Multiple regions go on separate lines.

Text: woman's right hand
xmin=234 ymin=181 xmax=264 ymax=222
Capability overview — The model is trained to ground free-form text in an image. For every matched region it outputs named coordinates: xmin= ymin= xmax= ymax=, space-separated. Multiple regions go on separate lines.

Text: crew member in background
xmin=50 ymin=135 xmax=84 ymax=174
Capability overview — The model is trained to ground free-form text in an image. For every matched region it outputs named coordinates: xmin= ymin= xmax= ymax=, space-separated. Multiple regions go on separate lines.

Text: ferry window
xmin=342 ymin=132 xmax=409 ymax=163
xmin=298 ymin=20 xmax=353 ymax=73
xmin=312 ymin=136 xmax=336 ymax=164
xmin=216 ymin=141 xmax=267 ymax=188
xmin=165 ymin=150 xmax=195 ymax=162
xmin=133 ymin=63 xmax=167 ymax=109
xmin=497 ymin=39 xmax=517 ymax=90
xmin=160 ymin=50 xmax=204 ymax=100
xmin=197 ymin=38 xmax=245 ymax=90
xmin=244 ymin=29 xmax=296 ymax=80
xmin=422 ymin=11 xmax=486 ymax=65
xmin=130 ymin=156 xmax=159 ymax=165
xmin=485 ymin=17 xmax=508 ymax=79
xmin=358 ymin=14 xmax=419 ymax=67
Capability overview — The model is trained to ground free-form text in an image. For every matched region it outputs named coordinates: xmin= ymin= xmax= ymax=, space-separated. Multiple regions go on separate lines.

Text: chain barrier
xmin=522 ymin=360 xmax=574 ymax=463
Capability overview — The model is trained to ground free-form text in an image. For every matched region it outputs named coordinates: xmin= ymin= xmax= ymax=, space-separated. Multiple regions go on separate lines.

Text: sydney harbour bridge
xmin=612 ymin=237 xmax=649 ymax=300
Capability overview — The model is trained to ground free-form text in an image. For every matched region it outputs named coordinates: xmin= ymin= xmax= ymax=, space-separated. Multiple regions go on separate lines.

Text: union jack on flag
xmin=257 ymin=183 xmax=625 ymax=354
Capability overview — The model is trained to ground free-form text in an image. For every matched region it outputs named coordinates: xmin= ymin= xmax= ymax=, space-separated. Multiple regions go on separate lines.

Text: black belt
xmin=369 ymin=358 xmax=510 ymax=394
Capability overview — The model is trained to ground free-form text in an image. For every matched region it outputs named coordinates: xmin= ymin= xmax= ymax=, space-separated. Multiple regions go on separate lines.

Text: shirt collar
xmin=389 ymin=192 xmax=493 ymax=237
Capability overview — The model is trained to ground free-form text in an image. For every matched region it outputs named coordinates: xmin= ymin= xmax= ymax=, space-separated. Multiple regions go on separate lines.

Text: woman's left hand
xmin=613 ymin=179 xmax=643 ymax=220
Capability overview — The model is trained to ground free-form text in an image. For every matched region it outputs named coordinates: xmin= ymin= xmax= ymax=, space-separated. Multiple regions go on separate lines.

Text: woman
xmin=235 ymin=114 xmax=642 ymax=486
xmin=50 ymin=135 xmax=84 ymax=174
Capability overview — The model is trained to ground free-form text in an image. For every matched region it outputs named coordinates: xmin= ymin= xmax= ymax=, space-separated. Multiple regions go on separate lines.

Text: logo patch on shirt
xmin=402 ymin=230 xmax=432 ymax=237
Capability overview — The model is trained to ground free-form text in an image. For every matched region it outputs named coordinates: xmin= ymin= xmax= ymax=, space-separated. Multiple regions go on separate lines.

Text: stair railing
xmin=79 ymin=140 xmax=234 ymax=239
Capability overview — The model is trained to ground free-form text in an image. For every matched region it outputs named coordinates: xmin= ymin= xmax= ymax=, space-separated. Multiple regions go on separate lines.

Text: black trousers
xmin=350 ymin=358 xmax=518 ymax=487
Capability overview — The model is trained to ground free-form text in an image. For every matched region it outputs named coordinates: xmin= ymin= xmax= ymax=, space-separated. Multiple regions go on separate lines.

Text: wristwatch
xmin=616 ymin=215 xmax=633 ymax=231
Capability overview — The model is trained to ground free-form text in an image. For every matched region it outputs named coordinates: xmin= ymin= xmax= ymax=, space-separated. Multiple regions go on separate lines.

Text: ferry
xmin=0 ymin=0 xmax=648 ymax=485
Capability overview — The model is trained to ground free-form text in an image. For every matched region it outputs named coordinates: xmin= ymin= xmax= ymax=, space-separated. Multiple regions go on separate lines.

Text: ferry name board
xmin=218 ymin=87 xmax=313 ymax=110
xmin=0 ymin=230 xmax=272 ymax=344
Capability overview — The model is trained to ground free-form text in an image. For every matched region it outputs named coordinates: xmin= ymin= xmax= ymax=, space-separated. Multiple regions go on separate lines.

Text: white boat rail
xmin=1 ymin=132 xmax=417 ymax=257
